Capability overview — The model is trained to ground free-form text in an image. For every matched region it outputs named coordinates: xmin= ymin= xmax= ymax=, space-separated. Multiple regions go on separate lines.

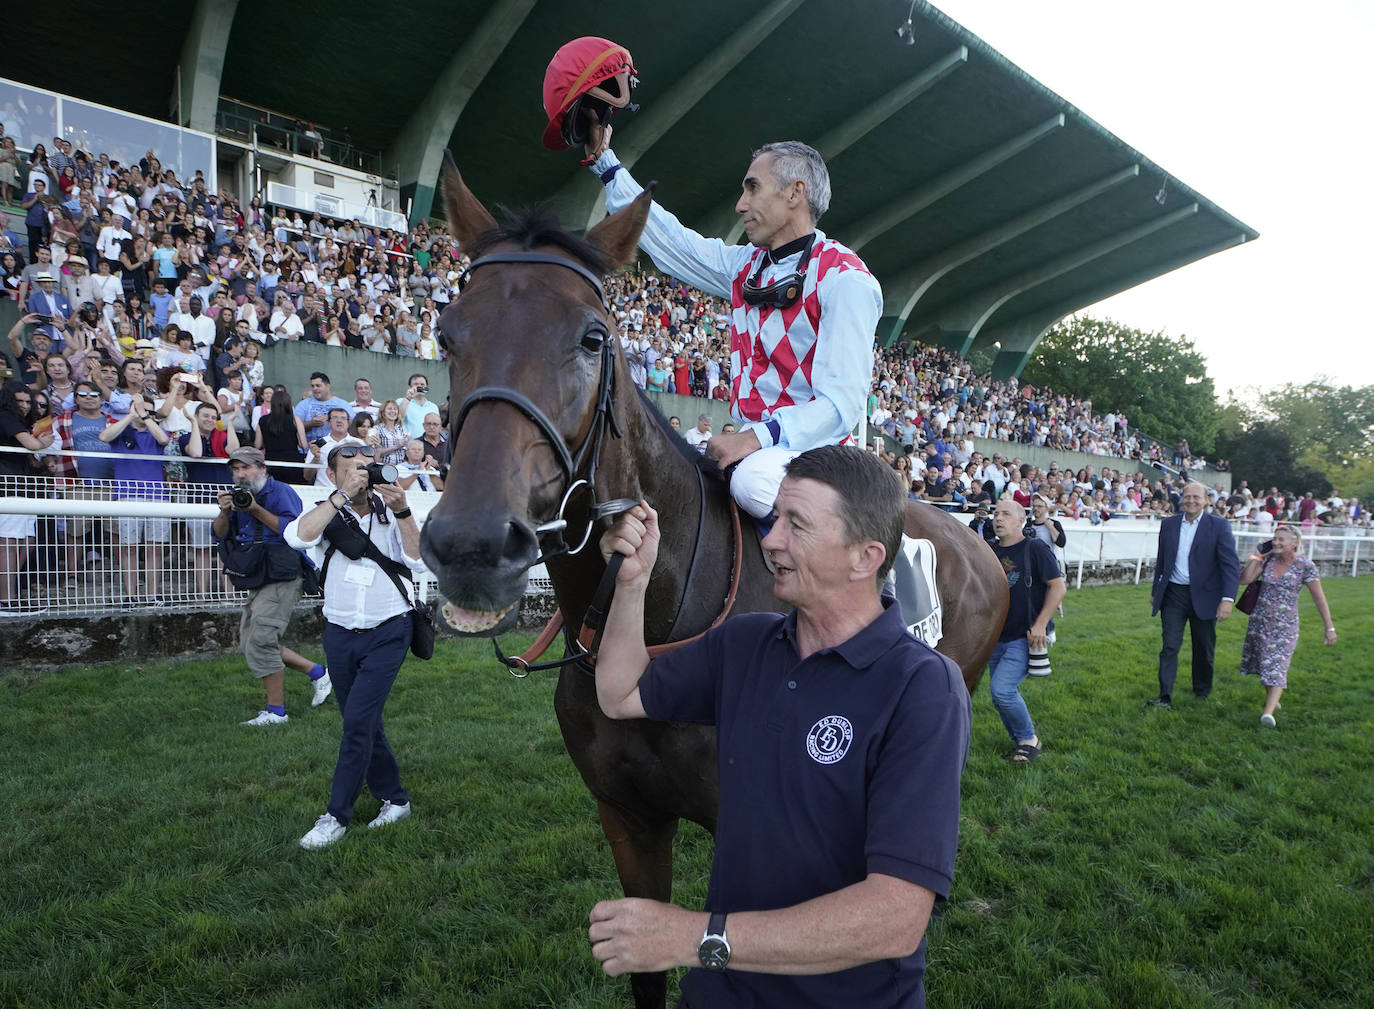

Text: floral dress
xmin=1240 ymin=555 xmax=1319 ymax=688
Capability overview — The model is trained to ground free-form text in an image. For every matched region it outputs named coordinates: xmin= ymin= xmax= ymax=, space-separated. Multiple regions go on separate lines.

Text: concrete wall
xmin=258 ymin=343 xmax=448 ymax=406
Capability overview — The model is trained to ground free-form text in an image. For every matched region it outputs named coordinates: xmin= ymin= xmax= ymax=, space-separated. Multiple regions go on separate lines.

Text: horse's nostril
xmin=503 ymin=520 xmax=538 ymax=566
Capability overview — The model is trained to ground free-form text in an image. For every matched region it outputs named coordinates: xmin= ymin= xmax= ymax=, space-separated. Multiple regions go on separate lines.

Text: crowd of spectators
xmin=0 ymin=139 xmax=1363 ymax=612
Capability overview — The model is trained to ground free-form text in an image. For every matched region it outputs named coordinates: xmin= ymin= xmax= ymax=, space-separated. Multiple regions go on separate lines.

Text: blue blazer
xmin=1151 ymin=512 xmax=1240 ymax=619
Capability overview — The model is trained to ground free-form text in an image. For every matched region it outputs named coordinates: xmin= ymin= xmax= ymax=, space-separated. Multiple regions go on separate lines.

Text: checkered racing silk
xmin=729 ymin=240 xmax=873 ymax=443
xmin=595 ymin=149 xmax=882 ymax=452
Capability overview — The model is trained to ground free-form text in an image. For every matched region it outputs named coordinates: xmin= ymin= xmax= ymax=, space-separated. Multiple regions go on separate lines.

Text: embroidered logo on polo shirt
xmin=806 ymin=715 xmax=853 ymax=765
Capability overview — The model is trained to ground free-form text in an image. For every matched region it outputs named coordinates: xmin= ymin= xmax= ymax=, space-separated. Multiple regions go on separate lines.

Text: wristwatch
xmin=697 ymin=911 xmax=730 ymax=971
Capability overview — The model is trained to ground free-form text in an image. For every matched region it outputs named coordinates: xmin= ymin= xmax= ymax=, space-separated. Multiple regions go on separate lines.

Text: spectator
xmin=397 ymin=438 xmax=442 ymax=492
xmin=293 ymin=371 xmax=352 ymax=435
xmin=25 ymin=272 xmax=72 ymax=349
xmin=0 ymin=381 xmax=54 ymax=611
xmin=181 ymin=402 xmax=240 ymax=597
xmin=98 ymin=392 xmax=171 ymax=606
xmin=375 ymin=400 xmax=408 ymax=466
xmin=255 ymin=388 xmax=309 ymax=485
xmin=57 ymin=380 xmax=116 ymax=567
xmin=347 ymin=378 xmax=381 ymax=420
xmin=419 ymin=413 xmax=449 ymax=469
xmin=348 ymin=412 xmax=381 ymax=450
xmin=683 ymin=413 xmax=712 ymax=454
xmin=307 ymin=407 xmax=359 ymax=488
xmin=400 ymin=374 xmax=439 ymax=438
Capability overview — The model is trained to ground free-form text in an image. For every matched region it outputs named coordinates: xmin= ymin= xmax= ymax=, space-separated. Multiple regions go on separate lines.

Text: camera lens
xmin=231 ymin=487 xmax=254 ymax=510
xmin=366 ymin=462 xmax=397 ymax=486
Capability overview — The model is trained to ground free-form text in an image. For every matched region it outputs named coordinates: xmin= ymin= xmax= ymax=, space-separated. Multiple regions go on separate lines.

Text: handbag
xmin=1236 ymin=557 xmax=1266 ymax=615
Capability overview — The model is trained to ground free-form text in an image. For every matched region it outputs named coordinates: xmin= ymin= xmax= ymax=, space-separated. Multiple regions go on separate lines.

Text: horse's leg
xmin=596 ymin=798 xmax=680 ymax=1009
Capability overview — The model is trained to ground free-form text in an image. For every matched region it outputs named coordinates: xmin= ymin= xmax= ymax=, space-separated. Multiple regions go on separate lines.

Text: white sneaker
xmin=299 ymin=812 xmax=346 ymax=849
xmin=310 ymin=670 xmax=333 ymax=708
xmin=240 ymin=710 xmax=289 ymax=726
xmin=1260 ymin=713 xmax=1277 ymax=728
xmin=367 ymin=800 xmax=411 ymax=830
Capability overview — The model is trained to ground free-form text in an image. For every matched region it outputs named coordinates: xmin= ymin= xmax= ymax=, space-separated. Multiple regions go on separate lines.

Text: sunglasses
xmin=76 ymin=391 xmax=101 ymax=398
xmin=331 ymin=445 xmax=376 ymax=461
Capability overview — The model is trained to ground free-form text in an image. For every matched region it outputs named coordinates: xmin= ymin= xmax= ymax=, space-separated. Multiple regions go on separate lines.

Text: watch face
xmin=698 ymin=936 xmax=730 ymax=971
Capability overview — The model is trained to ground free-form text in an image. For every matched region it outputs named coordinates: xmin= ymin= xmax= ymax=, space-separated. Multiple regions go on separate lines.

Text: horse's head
xmin=421 ymin=153 xmax=652 ymax=635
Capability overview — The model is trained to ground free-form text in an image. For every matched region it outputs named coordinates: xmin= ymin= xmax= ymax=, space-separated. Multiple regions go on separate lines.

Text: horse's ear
xmin=585 ymin=183 xmax=654 ymax=268
xmin=441 ymin=150 xmax=497 ymax=249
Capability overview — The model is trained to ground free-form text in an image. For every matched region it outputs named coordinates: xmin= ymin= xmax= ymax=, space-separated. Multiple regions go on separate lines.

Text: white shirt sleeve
xmin=591 ymin=149 xmax=749 ymax=301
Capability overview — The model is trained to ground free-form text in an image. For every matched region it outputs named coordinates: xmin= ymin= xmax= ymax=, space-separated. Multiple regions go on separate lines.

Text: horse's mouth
xmin=439 ymin=598 xmax=520 ymax=635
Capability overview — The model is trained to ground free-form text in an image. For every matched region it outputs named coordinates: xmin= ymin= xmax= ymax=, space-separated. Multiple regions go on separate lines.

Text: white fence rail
xmin=0 ymin=473 xmax=1366 ymax=619
xmin=0 ymin=473 xmax=554 ymax=619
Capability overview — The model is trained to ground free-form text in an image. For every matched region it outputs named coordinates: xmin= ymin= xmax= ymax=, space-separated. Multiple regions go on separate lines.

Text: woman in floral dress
xmin=1237 ymin=526 xmax=1338 ymax=728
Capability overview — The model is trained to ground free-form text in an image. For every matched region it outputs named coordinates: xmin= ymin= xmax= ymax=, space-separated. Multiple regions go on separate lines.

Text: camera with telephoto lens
xmin=231 ymin=487 xmax=256 ymax=510
xmin=366 ymin=462 xmax=397 ymax=486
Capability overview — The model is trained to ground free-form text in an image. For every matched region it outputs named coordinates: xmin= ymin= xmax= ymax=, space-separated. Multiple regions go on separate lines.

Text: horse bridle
xmin=450 ymin=252 xmax=635 ymax=566
xmin=447 ymin=249 xmax=743 ymax=678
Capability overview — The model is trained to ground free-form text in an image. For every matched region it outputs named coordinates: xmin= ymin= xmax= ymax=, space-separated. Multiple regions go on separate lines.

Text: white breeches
xmin=730 ymin=445 xmax=802 ymax=519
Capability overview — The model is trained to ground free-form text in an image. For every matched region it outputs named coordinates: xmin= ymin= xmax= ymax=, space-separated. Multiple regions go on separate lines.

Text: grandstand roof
xmin=6 ymin=0 xmax=1258 ymax=377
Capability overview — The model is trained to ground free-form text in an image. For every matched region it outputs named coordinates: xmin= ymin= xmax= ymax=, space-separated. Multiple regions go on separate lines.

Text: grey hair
xmin=753 ymin=141 xmax=831 ymax=223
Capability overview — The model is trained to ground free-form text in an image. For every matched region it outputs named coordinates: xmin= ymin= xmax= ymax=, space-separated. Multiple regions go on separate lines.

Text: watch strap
xmin=707 ymin=911 xmax=727 ymax=937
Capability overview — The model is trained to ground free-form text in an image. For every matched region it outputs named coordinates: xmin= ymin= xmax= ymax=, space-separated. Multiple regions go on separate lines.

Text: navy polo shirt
xmin=640 ymin=597 xmax=970 ymax=1009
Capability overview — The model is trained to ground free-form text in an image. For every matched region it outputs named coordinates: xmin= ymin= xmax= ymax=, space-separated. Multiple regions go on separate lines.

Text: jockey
xmin=539 ymin=38 xmax=878 ymax=518
xmin=584 ymin=130 xmax=882 ymax=518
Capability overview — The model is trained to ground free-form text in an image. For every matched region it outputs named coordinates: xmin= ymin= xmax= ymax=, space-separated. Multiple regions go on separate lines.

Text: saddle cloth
xmin=888 ymin=536 xmax=943 ymax=649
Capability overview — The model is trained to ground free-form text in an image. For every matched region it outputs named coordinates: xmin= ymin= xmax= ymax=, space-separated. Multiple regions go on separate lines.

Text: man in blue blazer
xmin=1148 ymin=482 xmax=1240 ymax=708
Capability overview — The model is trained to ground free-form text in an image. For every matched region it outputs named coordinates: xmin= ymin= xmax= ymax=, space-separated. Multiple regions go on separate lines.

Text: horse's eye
xmin=580 ymin=327 xmax=606 ymax=354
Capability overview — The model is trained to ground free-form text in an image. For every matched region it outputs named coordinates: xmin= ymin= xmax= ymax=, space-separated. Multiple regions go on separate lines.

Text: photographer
xmin=285 ymin=443 xmax=423 ymax=850
xmin=400 ymin=373 xmax=438 ymax=439
xmin=214 ymin=447 xmax=332 ymax=726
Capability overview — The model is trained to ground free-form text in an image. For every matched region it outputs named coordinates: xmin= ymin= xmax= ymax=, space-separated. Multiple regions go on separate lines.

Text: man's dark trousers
xmin=1158 ymin=581 xmax=1216 ymax=700
xmin=323 ymin=613 xmax=412 ymax=825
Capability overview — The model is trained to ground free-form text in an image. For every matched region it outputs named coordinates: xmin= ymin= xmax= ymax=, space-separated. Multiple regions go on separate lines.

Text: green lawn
xmin=3 ymin=579 xmax=1372 ymax=1009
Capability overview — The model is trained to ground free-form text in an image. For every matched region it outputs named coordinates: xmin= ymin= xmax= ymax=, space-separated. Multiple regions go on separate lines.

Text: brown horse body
xmin=420 ymin=158 xmax=1007 ymax=1007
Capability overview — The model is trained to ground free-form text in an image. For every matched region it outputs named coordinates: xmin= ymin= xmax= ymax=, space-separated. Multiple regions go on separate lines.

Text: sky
xmin=930 ymin=0 xmax=1374 ymax=402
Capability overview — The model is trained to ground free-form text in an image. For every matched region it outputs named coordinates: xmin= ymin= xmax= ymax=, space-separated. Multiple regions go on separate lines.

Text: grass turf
xmin=2 ymin=578 xmax=1371 ymax=1008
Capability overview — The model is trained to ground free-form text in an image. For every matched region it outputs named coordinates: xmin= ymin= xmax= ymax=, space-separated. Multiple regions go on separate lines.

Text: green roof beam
xmin=388 ymin=0 xmax=538 ymax=226
xmin=718 ymin=46 xmax=969 ymax=243
xmin=876 ymin=163 xmax=1141 ymax=344
xmin=846 ymin=113 xmax=1065 ymax=252
xmin=930 ymin=202 xmax=1201 ymax=356
xmin=172 ymin=0 xmax=240 ymax=132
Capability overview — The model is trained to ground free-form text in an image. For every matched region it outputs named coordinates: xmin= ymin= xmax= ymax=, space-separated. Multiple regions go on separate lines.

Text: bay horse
xmin=420 ymin=154 xmax=1008 ymax=1007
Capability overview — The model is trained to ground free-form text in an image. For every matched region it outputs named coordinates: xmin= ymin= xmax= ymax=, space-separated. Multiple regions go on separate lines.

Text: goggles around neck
xmin=741 ymin=232 xmax=817 ymax=310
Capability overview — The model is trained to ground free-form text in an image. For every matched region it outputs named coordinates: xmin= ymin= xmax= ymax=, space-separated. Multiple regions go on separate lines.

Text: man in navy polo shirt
xmin=589 ymin=445 xmax=970 ymax=1008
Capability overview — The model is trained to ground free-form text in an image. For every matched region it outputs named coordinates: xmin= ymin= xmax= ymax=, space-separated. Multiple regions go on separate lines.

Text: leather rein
xmin=450 ymin=251 xmax=743 ymax=677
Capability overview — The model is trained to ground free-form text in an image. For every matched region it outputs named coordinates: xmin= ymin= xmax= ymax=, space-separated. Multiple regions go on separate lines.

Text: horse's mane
xmin=635 ymin=389 xmax=728 ymax=484
xmin=469 ymin=204 xmax=613 ymax=277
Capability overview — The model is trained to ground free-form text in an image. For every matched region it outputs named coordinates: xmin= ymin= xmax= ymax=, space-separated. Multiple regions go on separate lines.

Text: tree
xmin=1022 ymin=315 xmax=1220 ymax=454
xmin=1214 ymin=420 xmax=1330 ymax=496
xmin=1259 ymin=379 xmax=1374 ymax=481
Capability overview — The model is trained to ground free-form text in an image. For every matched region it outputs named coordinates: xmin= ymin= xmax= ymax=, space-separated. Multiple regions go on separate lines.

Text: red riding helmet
xmin=542 ymin=36 xmax=638 ymax=151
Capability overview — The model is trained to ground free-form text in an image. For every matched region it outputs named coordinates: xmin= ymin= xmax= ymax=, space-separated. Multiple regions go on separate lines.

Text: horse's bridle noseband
xmin=449 ymin=252 xmax=632 ymax=567
xmin=446 ymin=248 xmax=742 ymax=679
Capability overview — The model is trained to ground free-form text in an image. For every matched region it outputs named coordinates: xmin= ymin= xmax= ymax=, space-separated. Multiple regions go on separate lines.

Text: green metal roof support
xmin=928 ymin=202 xmax=1201 ymax=357
xmin=389 ymin=0 xmax=538 ymax=227
xmin=172 ymin=0 xmax=240 ymax=132
xmin=975 ymin=233 xmax=1252 ymax=379
xmin=714 ymin=46 xmax=969 ymax=243
xmin=846 ymin=113 xmax=1065 ymax=252
xmin=875 ymin=163 xmax=1141 ymax=346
